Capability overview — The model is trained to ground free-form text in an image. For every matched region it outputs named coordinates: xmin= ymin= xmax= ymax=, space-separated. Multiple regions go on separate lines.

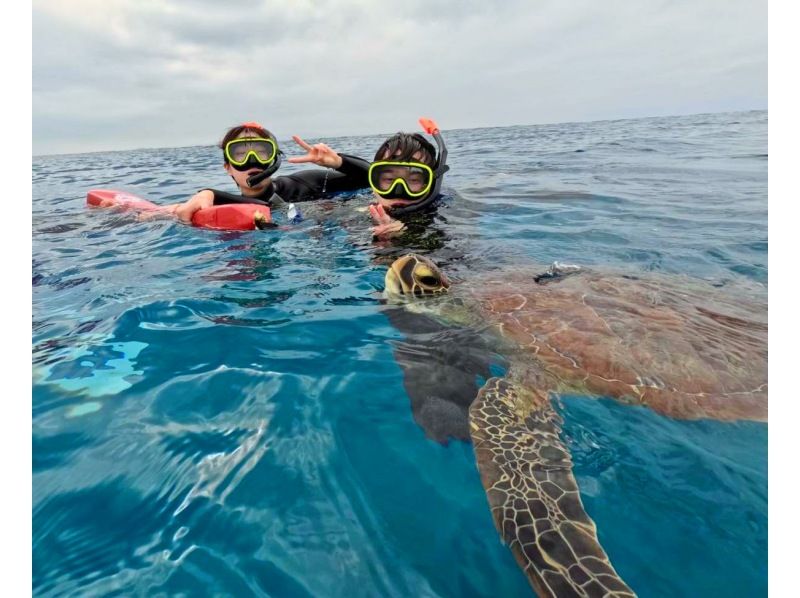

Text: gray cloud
xmin=33 ymin=0 xmax=766 ymax=155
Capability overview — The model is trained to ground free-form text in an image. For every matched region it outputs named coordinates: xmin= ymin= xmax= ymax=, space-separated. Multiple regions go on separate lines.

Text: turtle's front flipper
xmin=470 ymin=377 xmax=635 ymax=597
xmin=385 ymin=305 xmax=502 ymax=443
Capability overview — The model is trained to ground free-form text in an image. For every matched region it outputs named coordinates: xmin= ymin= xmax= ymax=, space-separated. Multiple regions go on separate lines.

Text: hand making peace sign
xmin=369 ymin=203 xmax=406 ymax=239
xmin=287 ymin=136 xmax=344 ymax=169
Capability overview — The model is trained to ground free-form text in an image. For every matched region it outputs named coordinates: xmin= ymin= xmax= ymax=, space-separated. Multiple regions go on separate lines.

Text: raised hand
xmin=369 ymin=203 xmax=406 ymax=238
xmin=287 ymin=135 xmax=343 ymax=169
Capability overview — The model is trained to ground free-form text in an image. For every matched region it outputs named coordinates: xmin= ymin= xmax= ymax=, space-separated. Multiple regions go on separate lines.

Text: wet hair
xmin=219 ymin=124 xmax=277 ymax=164
xmin=374 ymin=132 xmax=436 ymax=166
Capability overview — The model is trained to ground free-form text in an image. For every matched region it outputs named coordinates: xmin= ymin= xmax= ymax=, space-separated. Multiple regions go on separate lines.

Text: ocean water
xmin=32 ymin=110 xmax=767 ymax=597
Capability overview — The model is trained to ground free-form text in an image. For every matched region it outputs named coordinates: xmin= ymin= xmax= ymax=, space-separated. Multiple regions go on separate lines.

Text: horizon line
xmin=33 ymin=106 xmax=767 ymax=159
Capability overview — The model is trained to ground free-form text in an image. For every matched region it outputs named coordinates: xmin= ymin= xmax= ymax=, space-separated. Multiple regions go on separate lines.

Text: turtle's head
xmin=385 ymin=254 xmax=450 ymax=297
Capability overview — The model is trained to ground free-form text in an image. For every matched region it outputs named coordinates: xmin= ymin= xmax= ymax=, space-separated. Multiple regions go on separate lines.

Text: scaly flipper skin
xmin=470 ymin=377 xmax=635 ymax=597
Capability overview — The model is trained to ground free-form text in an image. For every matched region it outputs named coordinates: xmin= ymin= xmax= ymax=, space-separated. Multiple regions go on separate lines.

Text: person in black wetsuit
xmin=364 ymin=118 xmax=449 ymax=242
xmin=171 ymin=121 xmax=370 ymax=223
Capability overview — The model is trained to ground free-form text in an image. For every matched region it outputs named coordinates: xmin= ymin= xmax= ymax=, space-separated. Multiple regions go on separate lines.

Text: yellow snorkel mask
xmin=368 ymin=161 xmax=435 ymax=199
xmin=224 ymin=137 xmax=278 ymax=169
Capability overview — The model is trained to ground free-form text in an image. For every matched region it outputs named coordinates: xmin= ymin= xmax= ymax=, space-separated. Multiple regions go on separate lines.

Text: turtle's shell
xmin=457 ymin=268 xmax=767 ymax=421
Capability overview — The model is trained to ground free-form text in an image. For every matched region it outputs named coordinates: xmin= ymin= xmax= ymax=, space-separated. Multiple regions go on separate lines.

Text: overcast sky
xmin=32 ymin=0 xmax=767 ymax=155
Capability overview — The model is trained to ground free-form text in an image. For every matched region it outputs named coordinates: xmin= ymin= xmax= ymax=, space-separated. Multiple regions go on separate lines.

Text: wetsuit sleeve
xmin=204 ymin=189 xmax=272 ymax=207
xmin=335 ymin=154 xmax=371 ymax=181
xmin=273 ymin=154 xmax=370 ymax=203
xmin=318 ymin=153 xmax=370 ymax=193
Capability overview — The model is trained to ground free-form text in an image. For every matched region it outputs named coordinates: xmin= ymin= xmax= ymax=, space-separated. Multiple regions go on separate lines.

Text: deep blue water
xmin=33 ymin=110 xmax=767 ymax=597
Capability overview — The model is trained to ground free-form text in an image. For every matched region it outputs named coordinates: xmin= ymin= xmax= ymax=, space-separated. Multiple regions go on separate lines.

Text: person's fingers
xmin=375 ymin=209 xmax=390 ymax=225
xmin=369 ymin=204 xmax=380 ymax=222
xmin=372 ymin=221 xmax=404 ymax=238
xmin=175 ymin=206 xmax=192 ymax=223
xmin=292 ymin=135 xmax=313 ymax=151
xmin=370 ymin=204 xmax=390 ymax=224
xmin=287 ymin=141 xmax=336 ymax=166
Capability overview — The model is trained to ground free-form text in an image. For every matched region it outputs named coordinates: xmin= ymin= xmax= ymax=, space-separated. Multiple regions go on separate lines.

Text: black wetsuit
xmin=207 ymin=154 xmax=369 ymax=207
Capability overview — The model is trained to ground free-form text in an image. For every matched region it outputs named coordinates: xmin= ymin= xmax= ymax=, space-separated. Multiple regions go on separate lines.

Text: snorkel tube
xmin=245 ymin=151 xmax=284 ymax=188
xmin=389 ymin=117 xmax=450 ymax=216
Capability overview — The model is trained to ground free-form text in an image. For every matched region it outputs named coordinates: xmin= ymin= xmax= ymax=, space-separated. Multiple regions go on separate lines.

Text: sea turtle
xmin=383 ymin=254 xmax=767 ymax=598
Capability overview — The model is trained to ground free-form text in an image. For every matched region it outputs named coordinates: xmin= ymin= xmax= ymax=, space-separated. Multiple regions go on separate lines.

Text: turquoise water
xmin=33 ymin=110 xmax=767 ymax=596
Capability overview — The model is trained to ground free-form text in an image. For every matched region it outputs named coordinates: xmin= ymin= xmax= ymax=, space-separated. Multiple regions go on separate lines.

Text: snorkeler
xmin=367 ymin=118 xmax=450 ymax=239
xmin=172 ymin=122 xmax=371 ymax=223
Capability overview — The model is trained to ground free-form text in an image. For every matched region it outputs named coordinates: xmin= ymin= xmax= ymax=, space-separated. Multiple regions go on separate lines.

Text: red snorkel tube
xmin=388 ymin=117 xmax=450 ymax=216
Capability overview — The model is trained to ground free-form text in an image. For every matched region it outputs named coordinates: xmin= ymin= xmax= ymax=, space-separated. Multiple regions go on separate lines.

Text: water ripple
xmin=33 ymin=110 xmax=767 ymax=596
